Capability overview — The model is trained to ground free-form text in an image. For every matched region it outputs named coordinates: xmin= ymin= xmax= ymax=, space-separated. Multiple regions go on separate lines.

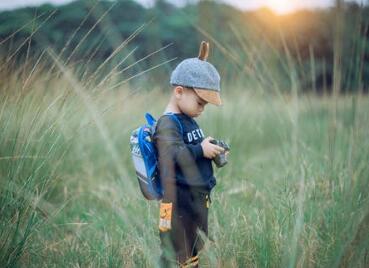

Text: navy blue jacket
xmin=153 ymin=113 xmax=216 ymax=200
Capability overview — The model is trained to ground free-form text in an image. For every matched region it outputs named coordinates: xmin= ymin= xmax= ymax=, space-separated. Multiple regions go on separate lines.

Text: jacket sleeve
xmin=155 ymin=115 xmax=204 ymax=165
xmin=154 ymin=115 xmax=203 ymax=201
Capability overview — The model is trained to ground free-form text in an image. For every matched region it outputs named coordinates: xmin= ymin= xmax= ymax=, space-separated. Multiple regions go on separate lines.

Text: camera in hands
xmin=209 ymin=139 xmax=230 ymax=168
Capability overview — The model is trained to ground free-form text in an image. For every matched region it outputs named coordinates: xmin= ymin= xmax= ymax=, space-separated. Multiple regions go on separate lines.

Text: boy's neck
xmin=165 ymin=97 xmax=181 ymax=114
xmin=165 ymin=103 xmax=181 ymax=114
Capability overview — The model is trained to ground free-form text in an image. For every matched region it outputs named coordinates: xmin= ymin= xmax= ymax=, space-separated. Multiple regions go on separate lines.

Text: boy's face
xmin=175 ymin=86 xmax=208 ymax=118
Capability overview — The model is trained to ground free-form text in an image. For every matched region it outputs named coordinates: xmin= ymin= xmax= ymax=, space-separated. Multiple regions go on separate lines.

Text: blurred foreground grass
xmin=0 ymin=73 xmax=369 ymax=267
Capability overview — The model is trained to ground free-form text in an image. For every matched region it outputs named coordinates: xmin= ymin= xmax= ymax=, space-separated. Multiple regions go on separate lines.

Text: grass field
xmin=1 ymin=65 xmax=369 ymax=267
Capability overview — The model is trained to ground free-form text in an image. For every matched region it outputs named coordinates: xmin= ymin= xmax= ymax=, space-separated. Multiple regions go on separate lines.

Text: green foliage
xmin=1 ymin=69 xmax=369 ymax=266
xmin=0 ymin=0 xmax=368 ymax=91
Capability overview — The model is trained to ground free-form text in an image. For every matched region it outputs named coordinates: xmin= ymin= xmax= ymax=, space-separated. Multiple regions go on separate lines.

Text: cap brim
xmin=194 ymin=88 xmax=222 ymax=106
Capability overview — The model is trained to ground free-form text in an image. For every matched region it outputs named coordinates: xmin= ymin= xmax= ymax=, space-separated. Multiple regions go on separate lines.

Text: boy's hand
xmin=201 ymin=137 xmax=225 ymax=159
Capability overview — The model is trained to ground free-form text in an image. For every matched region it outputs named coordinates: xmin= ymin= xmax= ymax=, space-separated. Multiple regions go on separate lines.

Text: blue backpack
xmin=129 ymin=112 xmax=182 ymax=200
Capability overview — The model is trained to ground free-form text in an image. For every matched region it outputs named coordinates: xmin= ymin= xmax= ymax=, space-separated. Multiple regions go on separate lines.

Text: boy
xmin=153 ymin=42 xmax=225 ymax=267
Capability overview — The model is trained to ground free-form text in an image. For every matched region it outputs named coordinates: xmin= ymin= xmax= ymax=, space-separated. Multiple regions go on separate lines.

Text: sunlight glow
xmin=265 ymin=0 xmax=297 ymax=14
xmin=220 ymin=0 xmax=341 ymax=15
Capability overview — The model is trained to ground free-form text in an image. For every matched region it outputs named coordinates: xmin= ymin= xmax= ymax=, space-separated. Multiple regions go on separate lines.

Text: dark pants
xmin=159 ymin=185 xmax=211 ymax=267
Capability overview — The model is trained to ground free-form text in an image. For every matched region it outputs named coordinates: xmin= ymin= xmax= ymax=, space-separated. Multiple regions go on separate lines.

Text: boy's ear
xmin=174 ymin=86 xmax=184 ymax=99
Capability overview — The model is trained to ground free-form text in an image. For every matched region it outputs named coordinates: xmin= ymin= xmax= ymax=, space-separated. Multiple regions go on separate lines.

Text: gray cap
xmin=170 ymin=57 xmax=220 ymax=90
xmin=170 ymin=57 xmax=222 ymax=105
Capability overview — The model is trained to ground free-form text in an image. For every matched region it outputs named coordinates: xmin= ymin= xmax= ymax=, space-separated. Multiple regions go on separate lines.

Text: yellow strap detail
xmin=206 ymin=195 xmax=210 ymax=208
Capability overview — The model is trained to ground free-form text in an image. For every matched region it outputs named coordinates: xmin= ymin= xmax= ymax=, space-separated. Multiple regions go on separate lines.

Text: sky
xmin=0 ymin=0 xmax=365 ymax=14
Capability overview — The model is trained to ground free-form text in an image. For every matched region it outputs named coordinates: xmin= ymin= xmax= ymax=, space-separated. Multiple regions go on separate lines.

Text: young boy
xmin=153 ymin=42 xmax=225 ymax=267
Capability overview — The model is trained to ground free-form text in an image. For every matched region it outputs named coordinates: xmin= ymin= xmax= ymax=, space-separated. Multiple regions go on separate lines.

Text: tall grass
xmin=1 ymin=2 xmax=369 ymax=267
xmin=1 ymin=63 xmax=368 ymax=266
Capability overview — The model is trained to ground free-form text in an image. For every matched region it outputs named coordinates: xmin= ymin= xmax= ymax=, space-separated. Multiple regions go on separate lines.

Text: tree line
xmin=0 ymin=0 xmax=368 ymax=92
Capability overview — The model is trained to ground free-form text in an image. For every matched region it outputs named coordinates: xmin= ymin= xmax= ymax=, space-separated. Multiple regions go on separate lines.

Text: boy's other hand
xmin=201 ymin=137 xmax=225 ymax=159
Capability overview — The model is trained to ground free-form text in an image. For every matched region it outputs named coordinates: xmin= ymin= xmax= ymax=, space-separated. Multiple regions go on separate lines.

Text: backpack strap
xmin=163 ymin=112 xmax=183 ymax=134
xmin=145 ymin=113 xmax=156 ymax=127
